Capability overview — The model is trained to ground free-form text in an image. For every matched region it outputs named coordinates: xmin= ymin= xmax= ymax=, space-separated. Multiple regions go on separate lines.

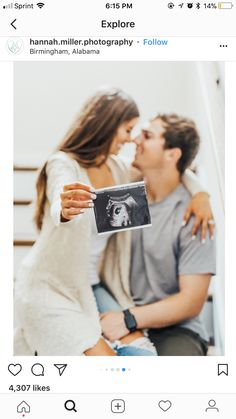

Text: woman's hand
xmin=183 ymin=192 xmax=215 ymax=241
xmin=60 ymin=182 xmax=96 ymax=221
xmin=100 ymin=311 xmax=130 ymax=341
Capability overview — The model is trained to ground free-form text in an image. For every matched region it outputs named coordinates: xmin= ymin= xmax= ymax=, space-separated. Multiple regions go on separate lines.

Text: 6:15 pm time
xmin=105 ymin=3 xmax=133 ymax=9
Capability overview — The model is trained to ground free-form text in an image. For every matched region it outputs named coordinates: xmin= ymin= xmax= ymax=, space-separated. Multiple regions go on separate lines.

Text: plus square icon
xmin=111 ymin=399 xmax=125 ymax=413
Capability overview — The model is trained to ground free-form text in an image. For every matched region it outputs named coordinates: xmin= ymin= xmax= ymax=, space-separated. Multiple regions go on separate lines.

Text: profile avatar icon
xmin=6 ymin=38 xmax=24 ymax=55
xmin=205 ymin=399 xmax=219 ymax=412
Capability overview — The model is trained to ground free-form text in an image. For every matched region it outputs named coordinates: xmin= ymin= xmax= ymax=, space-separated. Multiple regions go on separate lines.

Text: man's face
xmin=133 ymin=118 xmax=167 ymax=170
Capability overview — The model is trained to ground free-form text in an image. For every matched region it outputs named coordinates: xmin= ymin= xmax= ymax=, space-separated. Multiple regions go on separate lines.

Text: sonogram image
xmin=93 ymin=181 xmax=151 ymax=234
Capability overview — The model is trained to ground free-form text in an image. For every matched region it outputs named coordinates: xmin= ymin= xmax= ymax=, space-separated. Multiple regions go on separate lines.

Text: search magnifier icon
xmin=64 ymin=400 xmax=77 ymax=412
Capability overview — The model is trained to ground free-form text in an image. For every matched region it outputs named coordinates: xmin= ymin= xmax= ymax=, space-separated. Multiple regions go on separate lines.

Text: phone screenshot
xmin=0 ymin=0 xmax=234 ymax=417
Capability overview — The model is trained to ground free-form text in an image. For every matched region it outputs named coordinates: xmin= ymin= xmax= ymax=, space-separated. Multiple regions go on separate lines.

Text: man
xmin=101 ymin=114 xmax=216 ymax=356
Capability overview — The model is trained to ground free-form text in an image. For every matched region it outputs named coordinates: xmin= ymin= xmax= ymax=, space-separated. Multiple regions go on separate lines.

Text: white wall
xmin=14 ymin=61 xmax=207 ymax=165
xmin=196 ymin=62 xmax=225 ymax=354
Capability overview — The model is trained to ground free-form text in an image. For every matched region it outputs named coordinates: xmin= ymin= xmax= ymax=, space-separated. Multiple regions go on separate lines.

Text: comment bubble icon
xmin=31 ymin=363 xmax=44 ymax=376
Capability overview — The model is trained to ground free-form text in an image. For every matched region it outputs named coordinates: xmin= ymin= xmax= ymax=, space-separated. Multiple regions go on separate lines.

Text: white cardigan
xmin=14 ymin=151 xmax=204 ymax=356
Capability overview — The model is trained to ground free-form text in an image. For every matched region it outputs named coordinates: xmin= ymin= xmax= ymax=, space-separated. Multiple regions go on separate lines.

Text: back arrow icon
xmin=11 ymin=19 xmax=17 ymax=29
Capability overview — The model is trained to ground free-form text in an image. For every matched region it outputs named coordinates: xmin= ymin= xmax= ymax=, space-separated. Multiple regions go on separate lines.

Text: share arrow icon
xmin=54 ymin=364 xmax=67 ymax=376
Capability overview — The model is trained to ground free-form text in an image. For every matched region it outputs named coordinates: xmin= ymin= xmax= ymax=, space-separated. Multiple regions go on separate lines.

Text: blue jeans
xmin=92 ymin=284 xmax=154 ymax=356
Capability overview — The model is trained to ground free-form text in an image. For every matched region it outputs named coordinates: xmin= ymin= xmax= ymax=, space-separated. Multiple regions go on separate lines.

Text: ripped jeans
xmin=92 ymin=283 xmax=155 ymax=356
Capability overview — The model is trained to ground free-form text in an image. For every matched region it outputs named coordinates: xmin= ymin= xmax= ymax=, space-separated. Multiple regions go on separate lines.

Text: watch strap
xmin=123 ymin=309 xmax=137 ymax=332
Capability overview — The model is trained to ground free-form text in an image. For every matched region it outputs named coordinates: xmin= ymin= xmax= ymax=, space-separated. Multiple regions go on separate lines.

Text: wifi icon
xmin=37 ymin=2 xmax=45 ymax=8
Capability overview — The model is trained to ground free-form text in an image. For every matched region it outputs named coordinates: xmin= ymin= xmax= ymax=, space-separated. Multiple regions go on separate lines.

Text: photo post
xmin=13 ymin=61 xmax=224 ymax=358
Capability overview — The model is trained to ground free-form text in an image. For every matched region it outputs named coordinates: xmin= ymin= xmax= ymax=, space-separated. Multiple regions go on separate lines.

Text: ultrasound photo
xmin=93 ymin=181 xmax=152 ymax=234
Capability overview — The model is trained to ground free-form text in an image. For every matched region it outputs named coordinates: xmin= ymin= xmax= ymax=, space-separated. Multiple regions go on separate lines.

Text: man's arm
xmin=130 ymin=274 xmax=211 ymax=329
xmin=100 ymin=274 xmax=211 ymax=341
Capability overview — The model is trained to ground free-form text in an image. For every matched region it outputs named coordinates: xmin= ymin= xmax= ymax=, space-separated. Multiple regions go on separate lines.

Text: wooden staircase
xmin=14 ymin=166 xmax=38 ymax=273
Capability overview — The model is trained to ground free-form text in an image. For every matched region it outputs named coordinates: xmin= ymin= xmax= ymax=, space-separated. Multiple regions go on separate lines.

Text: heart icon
xmin=158 ymin=400 xmax=172 ymax=412
xmin=8 ymin=363 xmax=22 ymax=376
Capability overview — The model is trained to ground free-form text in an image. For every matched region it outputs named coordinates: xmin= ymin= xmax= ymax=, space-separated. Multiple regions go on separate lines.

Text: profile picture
xmin=93 ymin=181 xmax=152 ymax=234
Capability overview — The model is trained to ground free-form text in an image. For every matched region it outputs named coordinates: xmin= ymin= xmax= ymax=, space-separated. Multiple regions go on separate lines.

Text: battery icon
xmin=218 ymin=2 xmax=233 ymax=8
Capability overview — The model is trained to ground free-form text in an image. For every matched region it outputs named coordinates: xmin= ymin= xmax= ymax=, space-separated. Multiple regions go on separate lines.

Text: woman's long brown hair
xmin=34 ymin=88 xmax=139 ymax=230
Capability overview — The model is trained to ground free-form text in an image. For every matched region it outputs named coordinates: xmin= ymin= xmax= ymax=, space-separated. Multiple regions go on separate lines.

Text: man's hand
xmin=100 ymin=311 xmax=130 ymax=341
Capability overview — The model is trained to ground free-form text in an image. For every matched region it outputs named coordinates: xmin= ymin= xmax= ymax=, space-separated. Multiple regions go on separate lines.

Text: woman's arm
xmin=126 ymin=162 xmax=215 ymax=240
xmin=46 ymin=153 xmax=95 ymax=225
xmin=182 ymin=168 xmax=207 ymax=196
xmin=85 ymin=338 xmax=117 ymax=356
xmin=182 ymin=169 xmax=215 ymax=241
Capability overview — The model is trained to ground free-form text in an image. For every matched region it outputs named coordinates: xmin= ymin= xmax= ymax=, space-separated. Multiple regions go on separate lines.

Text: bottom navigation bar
xmin=1 ymin=393 xmax=235 ymax=418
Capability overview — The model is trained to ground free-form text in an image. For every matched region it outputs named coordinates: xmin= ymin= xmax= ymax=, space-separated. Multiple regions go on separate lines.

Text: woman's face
xmin=109 ymin=118 xmax=139 ymax=155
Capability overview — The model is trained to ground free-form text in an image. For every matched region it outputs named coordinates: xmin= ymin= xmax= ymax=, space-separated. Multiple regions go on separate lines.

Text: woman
xmin=14 ymin=88 xmax=214 ymax=356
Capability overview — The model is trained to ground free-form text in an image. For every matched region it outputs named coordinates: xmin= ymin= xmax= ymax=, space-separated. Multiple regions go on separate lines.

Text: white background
xmin=13 ymin=61 xmax=222 ymax=165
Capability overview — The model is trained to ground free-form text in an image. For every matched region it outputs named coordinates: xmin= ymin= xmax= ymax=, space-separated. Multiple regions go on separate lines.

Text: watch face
xmin=124 ymin=311 xmax=137 ymax=331
xmin=129 ymin=317 xmax=136 ymax=330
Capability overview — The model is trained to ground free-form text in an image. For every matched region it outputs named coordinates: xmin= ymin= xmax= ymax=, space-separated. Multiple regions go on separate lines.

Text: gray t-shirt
xmin=130 ymin=183 xmax=216 ymax=342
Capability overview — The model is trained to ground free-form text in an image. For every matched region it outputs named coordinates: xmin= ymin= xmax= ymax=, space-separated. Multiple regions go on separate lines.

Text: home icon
xmin=17 ymin=401 xmax=30 ymax=414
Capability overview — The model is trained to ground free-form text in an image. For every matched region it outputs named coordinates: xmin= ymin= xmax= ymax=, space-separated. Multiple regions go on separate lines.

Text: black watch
xmin=123 ymin=309 xmax=137 ymax=333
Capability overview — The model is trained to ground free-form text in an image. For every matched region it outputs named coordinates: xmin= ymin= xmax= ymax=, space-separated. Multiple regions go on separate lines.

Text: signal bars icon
xmin=37 ymin=2 xmax=45 ymax=8
xmin=3 ymin=3 xmax=13 ymax=8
